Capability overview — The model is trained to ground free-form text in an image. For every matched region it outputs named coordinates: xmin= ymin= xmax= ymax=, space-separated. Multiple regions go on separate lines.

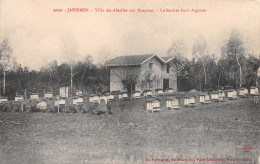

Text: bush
xmin=68 ymin=105 xmax=77 ymax=113
xmin=12 ymin=103 xmax=21 ymax=112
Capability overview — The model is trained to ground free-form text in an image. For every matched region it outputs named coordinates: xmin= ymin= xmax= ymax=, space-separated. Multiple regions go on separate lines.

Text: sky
xmin=0 ymin=0 xmax=260 ymax=70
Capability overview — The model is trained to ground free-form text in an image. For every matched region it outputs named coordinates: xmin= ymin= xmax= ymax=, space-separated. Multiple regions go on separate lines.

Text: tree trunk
xmin=202 ymin=59 xmax=207 ymax=85
xmin=3 ymin=71 xmax=6 ymax=95
xmin=70 ymin=66 xmax=73 ymax=97
xmin=130 ymin=83 xmax=132 ymax=101
xmin=217 ymin=79 xmax=220 ymax=90
xmin=235 ymin=50 xmax=242 ymax=88
xmin=48 ymin=72 xmax=52 ymax=87
xmin=236 ymin=56 xmax=242 ymax=87
xmin=24 ymin=89 xmax=27 ymax=100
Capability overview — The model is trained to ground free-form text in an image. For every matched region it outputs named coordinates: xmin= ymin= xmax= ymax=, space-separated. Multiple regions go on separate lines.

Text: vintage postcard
xmin=0 ymin=0 xmax=259 ymax=163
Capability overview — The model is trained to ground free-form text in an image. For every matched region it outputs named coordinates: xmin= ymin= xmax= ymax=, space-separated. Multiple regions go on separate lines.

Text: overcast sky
xmin=0 ymin=0 xmax=259 ymax=70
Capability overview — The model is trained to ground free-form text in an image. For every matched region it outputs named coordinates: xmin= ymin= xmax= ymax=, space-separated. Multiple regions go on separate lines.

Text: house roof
xmin=161 ymin=56 xmax=173 ymax=62
xmin=104 ymin=54 xmax=183 ymax=67
xmin=104 ymin=54 xmax=154 ymax=66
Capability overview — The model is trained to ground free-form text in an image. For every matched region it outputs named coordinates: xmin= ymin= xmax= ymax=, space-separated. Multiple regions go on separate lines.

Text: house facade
xmin=104 ymin=54 xmax=182 ymax=94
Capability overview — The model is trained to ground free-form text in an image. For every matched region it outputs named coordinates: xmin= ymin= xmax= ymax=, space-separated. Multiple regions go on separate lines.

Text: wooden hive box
xmin=133 ymin=91 xmax=141 ymax=99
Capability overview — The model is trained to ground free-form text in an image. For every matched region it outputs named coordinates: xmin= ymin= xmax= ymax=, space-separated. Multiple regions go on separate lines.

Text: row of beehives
xmin=0 ymin=90 xmax=84 ymax=103
xmin=88 ymin=87 xmax=259 ymax=103
xmin=88 ymin=88 xmax=175 ymax=103
xmin=0 ymin=87 xmax=258 ymax=110
xmin=145 ymin=87 xmax=259 ymax=113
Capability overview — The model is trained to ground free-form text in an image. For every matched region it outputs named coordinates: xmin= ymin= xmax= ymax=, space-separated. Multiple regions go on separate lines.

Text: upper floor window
xmin=167 ymin=65 xmax=170 ymax=73
xmin=149 ymin=63 xmax=153 ymax=69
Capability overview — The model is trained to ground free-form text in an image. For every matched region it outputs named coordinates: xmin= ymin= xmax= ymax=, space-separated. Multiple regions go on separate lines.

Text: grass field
xmin=0 ymin=97 xmax=259 ymax=164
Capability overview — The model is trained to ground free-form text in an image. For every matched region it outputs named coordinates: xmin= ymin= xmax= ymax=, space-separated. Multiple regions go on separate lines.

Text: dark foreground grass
xmin=0 ymin=98 xmax=259 ymax=164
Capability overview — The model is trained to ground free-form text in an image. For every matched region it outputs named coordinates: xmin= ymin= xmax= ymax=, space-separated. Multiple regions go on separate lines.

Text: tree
xmin=192 ymin=38 xmax=209 ymax=85
xmin=16 ymin=66 xmax=30 ymax=99
xmin=111 ymin=66 xmax=140 ymax=101
xmin=140 ymin=71 xmax=154 ymax=91
xmin=221 ymin=31 xmax=246 ymax=88
xmin=167 ymin=39 xmax=188 ymax=62
xmin=0 ymin=39 xmax=17 ymax=95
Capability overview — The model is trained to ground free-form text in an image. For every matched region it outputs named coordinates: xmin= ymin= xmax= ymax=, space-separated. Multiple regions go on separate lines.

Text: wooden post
xmin=57 ymin=95 xmax=60 ymax=114
xmin=21 ymin=100 xmax=23 ymax=113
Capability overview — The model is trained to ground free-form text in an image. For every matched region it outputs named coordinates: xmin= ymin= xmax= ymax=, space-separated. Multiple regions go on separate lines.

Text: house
xmin=104 ymin=54 xmax=182 ymax=94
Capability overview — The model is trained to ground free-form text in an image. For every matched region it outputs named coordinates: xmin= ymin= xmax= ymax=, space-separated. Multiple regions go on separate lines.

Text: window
xmin=149 ymin=63 xmax=153 ymax=69
xmin=167 ymin=65 xmax=170 ymax=73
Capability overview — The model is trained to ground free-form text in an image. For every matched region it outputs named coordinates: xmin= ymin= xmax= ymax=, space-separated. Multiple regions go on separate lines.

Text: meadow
xmin=0 ymin=97 xmax=259 ymax=164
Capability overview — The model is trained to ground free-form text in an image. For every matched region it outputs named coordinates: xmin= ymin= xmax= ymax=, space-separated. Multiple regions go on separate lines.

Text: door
xmin=163 ymin=79 xmax=169 ymax=92
xmin=127 ymin=82 xmax=135 ymax=97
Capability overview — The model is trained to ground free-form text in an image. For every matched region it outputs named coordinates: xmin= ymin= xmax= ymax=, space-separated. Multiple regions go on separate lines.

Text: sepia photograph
xmin=0 ymin=0 xmax=259 ymax=163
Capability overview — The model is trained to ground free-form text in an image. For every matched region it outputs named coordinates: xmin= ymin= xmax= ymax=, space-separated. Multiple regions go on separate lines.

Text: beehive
xmin=133 ymin=91 xmax=141 ymax=99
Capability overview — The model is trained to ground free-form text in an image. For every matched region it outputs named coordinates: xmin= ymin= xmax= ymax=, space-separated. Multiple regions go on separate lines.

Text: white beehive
xmin=122 ymin=92 xmax=128 ymax=99
xmin=0 ymin=97 xmax=8 ymax=103
xmin=30 ymin=93 xmax=39 ymax=100
xmin=205 ymin=94 xmax=211 ymax=104
xmin=144 ymin=90 xmax=153 ymax=97
xmin=59 ymin=98 xmax=66 ymax=105
xmin=199 ymin=94 xmax=205 ymax=104
xmin=44 ymin=92 xmax=53 ymax=99
xmin=133 ymin=91 xmax=141 ymax=99
xmin=166 ymin=88 xmax=174 ymax=94
xmin=15 ymin=96 xmax=23 ymax=101
xmin=155 ymin=89 xmax=163 ymax=96
xmin=37 ymin=100 xmax=47 ymax=110
xmin=211 ymin=91 xmax=219 ymax=101
xmin=250 ymin=86 xmax=257 ymax=95
xmin=92 ymin=95 xmax=100 ymax=104
xmin=146 ymin=98 xmax=161 ymax=113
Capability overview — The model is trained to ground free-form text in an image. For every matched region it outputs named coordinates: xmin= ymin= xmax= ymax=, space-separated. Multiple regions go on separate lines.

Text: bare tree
xmin=62 ymin=43 xmax=79 ymax=97
xmin=167 ymin=39 xmax=188 ymax=62
xmin=0 ymin=39 xmax=17 ymax=95
xmin=221 ymin=31 xmax=246 ymax=88
xmin=139 ymin=71 xmax=154 ymax=91
xmin=111 ymin=66 xmax=140 ymax=101
xmin=192 ymin=38 xmax=209 ymax=85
